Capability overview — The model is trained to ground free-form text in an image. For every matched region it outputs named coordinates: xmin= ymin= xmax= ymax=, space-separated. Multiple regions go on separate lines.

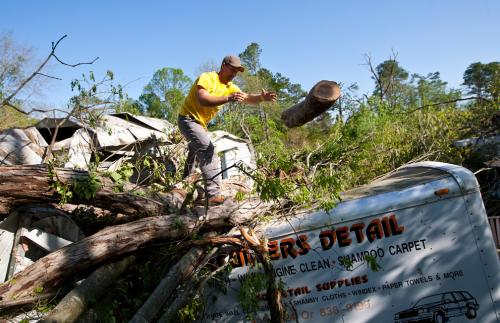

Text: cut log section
xmin=281 ymin=80 xmax=340 ymax=128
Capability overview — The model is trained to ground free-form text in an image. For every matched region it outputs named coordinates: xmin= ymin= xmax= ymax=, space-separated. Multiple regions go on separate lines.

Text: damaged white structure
xmin=35 ymin=113 xmax=176 ymax=170
xmin=0 ymin=113 xmax=175 ymax=170
xmin=0 ymin=113 xmax=256 ymax=179
xmin=0 ymin=207 xmax=85 ymax=283
xmin=211 ymin=130 xmax=256 ymax=180
xmin=0 ymin=127 xmax=48 ymax=165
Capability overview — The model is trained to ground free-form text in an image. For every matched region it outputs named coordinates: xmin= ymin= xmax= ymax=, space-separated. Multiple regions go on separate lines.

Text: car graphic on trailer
xmin=394 ymin=291 xmax=479 ymax=323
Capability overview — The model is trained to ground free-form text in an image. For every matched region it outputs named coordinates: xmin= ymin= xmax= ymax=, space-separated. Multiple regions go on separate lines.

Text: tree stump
xmin=281 ymin=80 xmax=340 ymax=128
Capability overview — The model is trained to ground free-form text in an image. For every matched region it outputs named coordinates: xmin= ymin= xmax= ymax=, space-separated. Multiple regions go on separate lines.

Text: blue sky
xmin=2 ymin=0 xmax=499 ymax=108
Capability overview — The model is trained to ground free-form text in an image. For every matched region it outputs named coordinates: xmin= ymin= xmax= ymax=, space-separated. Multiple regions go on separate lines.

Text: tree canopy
xmin=139 ymin=67 xmax=192 ymax=123
xmin=463 ymin=61 xmax=500 ymax=102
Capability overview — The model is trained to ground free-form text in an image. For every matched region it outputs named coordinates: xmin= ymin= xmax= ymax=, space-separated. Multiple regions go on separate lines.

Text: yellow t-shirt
xmin=179 ymin=71 xmax=241 ymax=128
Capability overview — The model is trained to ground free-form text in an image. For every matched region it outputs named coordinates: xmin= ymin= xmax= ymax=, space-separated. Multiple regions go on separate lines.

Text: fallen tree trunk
xmin=281 ymin=80 xmax=340 ymax=128
xmin=129 ymin=247 xmax=205 ymax=323
xmin=0 ymin=198 xmax=269 ymax=302
xmin=157 ymin=238 xmax=225 ymax=322
xmin=0 ymin=291 xmax=63 ymax=309
xmin=0 ymin=165 xmax=164 ymax=217
xmin=41 ymin=255 xmax=135 ymax=323
xmin=157 ymin=282 xmax=200 ymax=323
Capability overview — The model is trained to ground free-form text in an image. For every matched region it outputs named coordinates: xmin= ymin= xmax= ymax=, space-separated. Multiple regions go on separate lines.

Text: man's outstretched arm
xmin=243 ymin=89 xmax=278 ymax=105
xmin=197 ymin=86 xmax=277 ymax=106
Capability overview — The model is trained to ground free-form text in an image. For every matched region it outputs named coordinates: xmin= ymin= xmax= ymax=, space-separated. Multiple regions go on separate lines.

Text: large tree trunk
xmin=281 ymin=80 xmax=340 ymax=128
xmin=0 ymin=198 xmax=268 ymax=302
xmin=130 ymin=247 xmax=205 ymax=323
xmin=0 ymin=165 xmax=165 ymax=217
xmin=41 ymin=255 xmax=135 ymax=323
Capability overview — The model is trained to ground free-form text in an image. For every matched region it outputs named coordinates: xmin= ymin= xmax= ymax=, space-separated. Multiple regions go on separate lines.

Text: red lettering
xmin=268 ymin=240 xmax=280 ymax=260
xmin=280 ymin=238 xmax=298 ymax=259
xmin=297 ymin=235 xmax=311 ymax=255
xmin=337 ymin=226 xmax=352 ymax=247
xmin=350 ymin=223 xmax=365 ymax=243
xmin=319 ymin=230 xmax=336 ymax=250
xmin=366 ymin=219 xmax=383 ymax=242
xmin=381 ymin=217 xmax=392 ymax=237
xmin=389 ymin=214 xmax=405 ymax=235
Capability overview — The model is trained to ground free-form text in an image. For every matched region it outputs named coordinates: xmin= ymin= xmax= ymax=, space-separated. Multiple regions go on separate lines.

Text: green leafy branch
xmin=47 ymin=161 xmax=73 ymax=204
xmin=47 ymin=160 xmax=102 ymax=204
xmin=237 ymin=270 xmax=268 ymax=319
xmin=107 ymin=162 xmax=134 ymax=192
xmin=73 ymin=171 xmax=102 ymax=200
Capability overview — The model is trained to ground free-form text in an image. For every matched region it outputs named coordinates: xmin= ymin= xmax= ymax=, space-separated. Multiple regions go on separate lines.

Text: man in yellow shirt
xmin=178 ymin=55 xmax=277 ymax=205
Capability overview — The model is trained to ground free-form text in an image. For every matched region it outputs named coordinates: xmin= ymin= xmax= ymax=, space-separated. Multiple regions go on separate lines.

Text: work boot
xmin=194 ymin=195 xmax=226 ymax=206
xmin=207 ymin=195 xmax=226 ymax=205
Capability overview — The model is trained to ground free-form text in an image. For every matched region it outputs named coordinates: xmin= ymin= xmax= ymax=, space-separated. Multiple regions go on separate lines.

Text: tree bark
xmin=157 ymin=280 xmax=200 ymax=323
xmin=41 ymin=255 xmax=135 ymax=323
xmin=0 ymin=165 xmax=165 ymax=217
xmin=281 ymin=80 xmax=340 ymax=128
xmin=0 ymin=292 xmax=62 ymax=309
xmin=129 ymin=247 xmax=205 ymax=323
xmin=0 ymin=198 xmax=268 ymax=302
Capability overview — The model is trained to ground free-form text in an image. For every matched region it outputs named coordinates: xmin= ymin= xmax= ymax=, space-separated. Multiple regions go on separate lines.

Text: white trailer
xmin=202 ymin=162 xmax=500 ymax=323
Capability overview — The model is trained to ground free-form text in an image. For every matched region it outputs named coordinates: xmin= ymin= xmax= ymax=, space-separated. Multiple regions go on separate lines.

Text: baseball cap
xmin=222 ymin=55 xmax=245 ymax=72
